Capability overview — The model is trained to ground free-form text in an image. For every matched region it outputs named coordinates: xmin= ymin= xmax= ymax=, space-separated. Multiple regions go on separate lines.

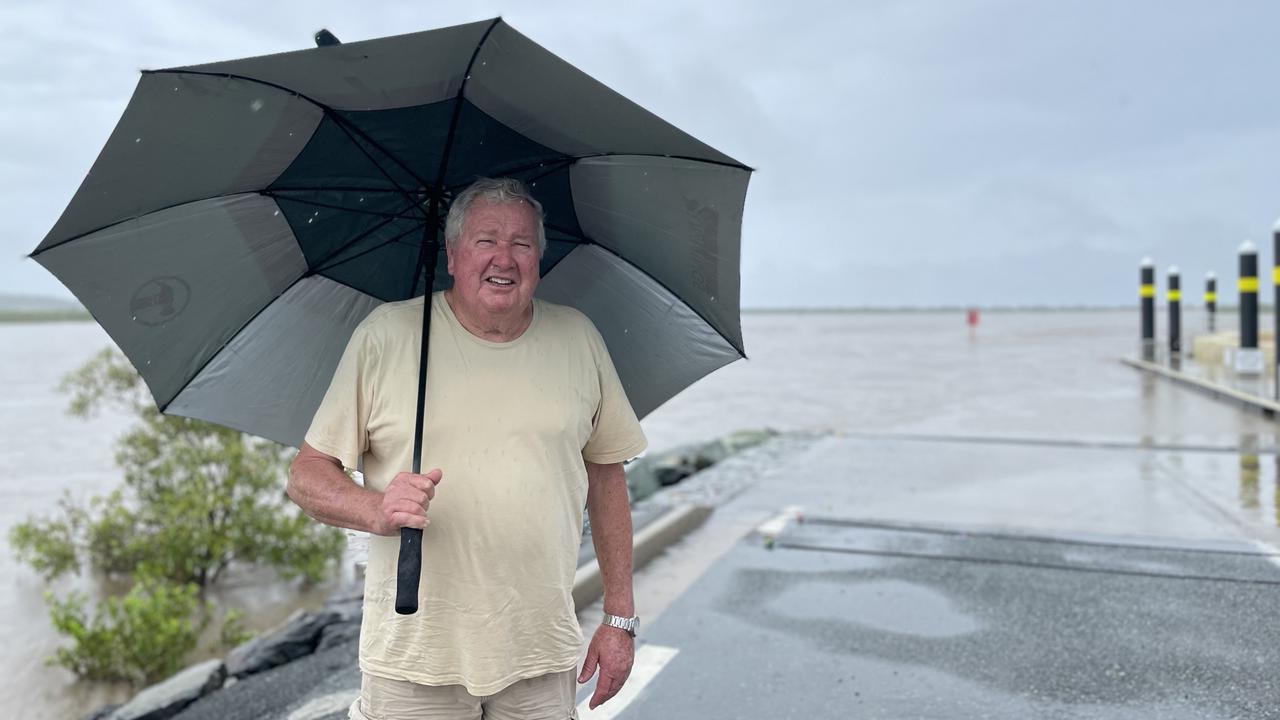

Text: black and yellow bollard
xmin=1274 ymin=222 xmax=1280 ymax=397
xmin=1205 ymin=272 xmax=1217 ymax=333
xmin=1140 ymin=257 xmax=1155 ymax=361
xmin=1167 ymin=266 xmax=1181 ymax=361
xmin=1238 ymin=241 xmax=1262 ymax=375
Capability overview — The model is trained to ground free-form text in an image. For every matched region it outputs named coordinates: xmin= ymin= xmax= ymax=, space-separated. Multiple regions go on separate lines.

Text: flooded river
xmin=4 ymin=309 xmax=1277 ymax=718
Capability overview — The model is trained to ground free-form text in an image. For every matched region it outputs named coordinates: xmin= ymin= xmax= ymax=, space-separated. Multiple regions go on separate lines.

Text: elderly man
xmin=288 ymin=177 xmax=646 ymax=719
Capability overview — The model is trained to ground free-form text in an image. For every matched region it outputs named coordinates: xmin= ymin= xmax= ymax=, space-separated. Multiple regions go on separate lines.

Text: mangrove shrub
xmin=9 ymin=347 xmax=346 ymax=683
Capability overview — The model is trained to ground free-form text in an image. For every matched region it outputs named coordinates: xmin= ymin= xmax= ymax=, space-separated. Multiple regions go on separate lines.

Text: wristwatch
xmin=602 ymin=612 xmax=639 ymax=637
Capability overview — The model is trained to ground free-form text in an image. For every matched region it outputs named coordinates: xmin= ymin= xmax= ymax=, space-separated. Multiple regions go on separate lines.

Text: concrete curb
xmin=572 ymin=504 xmax=711 ymax=610
xmin=1120 ymin=356 xmax=1280 ymax=417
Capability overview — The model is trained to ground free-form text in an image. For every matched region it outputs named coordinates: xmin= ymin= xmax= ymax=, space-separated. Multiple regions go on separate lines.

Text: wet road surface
xmin=576 ymin=433 xmax=1280 ymax=719
xmin=613 ymin=519 xmax=1280 ymax=719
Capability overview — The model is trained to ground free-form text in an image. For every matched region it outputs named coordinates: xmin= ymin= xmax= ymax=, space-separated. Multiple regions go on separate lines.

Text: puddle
xmin=771 ymin=579 xmax=980 ymax=638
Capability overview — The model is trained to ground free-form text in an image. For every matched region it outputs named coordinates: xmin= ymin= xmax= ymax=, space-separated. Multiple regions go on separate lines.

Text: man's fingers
xmin=387 ymin=497 xmax=427 ymax=515
xmin=392 ymin=471 xmax=443 ymax=491
xmin=388 ymin=484 xmax=432 ymax=507
xmin=404 ymin=475 xmax=434 ymax=492
xmin=578 ymin=649 xmax=598 ymax=684
xmin=391 ymin=512 xmax=427 ymax=529
xmin=379 ymin=470 xmax=445 ymax=533
xmin=589 ymin=673 xmax=618 ymax=709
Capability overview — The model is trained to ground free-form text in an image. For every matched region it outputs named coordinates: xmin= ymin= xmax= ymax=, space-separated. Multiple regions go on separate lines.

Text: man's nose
xmin=490 ymin=242 xmax=516 ymax=266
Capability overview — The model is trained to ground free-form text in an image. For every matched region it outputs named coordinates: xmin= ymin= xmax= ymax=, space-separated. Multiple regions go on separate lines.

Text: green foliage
xmin=13 ymin=347 xmax=345 ymax=588
xmin=219 ymin=608 xmax=254 ymax=650
xmin=58 ymin=346 xmax=148 ymax=419
xmin=46 ymin=572 xmax=207 ymax=686
xmin=9 ymin=495 xmax=83 ymax=580
xmin=10 ymin=347 xmax=347 ymax=684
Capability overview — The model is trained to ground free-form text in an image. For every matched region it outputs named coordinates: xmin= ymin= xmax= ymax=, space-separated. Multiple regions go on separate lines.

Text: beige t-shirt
xmin=304 ymin=292 xmax=647 ymax=695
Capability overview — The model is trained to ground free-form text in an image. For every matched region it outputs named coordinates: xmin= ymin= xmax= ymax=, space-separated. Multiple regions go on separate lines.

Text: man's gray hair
xmin=444 ymin=177 xmax=547 ymax=255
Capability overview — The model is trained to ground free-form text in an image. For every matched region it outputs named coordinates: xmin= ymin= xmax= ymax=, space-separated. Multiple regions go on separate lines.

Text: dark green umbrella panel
xmin=31 ymin=18 xmax=750 ymax=450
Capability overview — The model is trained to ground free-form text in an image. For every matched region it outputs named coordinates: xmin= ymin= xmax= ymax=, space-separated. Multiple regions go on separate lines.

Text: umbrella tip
xmin=315 ymin=29 xmax=341 ymax=47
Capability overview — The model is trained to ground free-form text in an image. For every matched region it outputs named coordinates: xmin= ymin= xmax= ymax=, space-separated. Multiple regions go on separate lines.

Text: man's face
xmin=445 ymin=198 xmax=542 ymax=318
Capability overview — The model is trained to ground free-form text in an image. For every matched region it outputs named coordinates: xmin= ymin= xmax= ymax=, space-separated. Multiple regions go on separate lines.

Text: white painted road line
xmin=577 ymin=644 xmax=680 ymax=720
xmin=756 ymin=505 xmax=805 ymax=539
xmin=1252 ymin=540 xmax=1280 ymax=572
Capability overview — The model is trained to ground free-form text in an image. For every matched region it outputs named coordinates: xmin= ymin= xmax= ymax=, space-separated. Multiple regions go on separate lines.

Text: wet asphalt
xmin=171 ymin=432 xmax=1280 ymax=719
xmin=586 ymin=430 xmax=1280 ymax=719
xmin=618 ymin=520 xmax=1280 ymax=719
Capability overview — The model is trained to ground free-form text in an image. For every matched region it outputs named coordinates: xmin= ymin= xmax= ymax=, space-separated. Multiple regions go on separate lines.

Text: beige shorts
xmin=350 ymin=669 xmax=578 ymax=720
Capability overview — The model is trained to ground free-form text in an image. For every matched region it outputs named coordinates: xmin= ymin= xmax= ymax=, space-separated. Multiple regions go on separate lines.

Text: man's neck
xmin=442 ymin=290 xmax=534 ymax=343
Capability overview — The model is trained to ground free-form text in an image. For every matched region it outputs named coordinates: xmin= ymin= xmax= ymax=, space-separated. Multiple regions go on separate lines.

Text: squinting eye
xmin=476 ymin=239 xmax=494 ymax=245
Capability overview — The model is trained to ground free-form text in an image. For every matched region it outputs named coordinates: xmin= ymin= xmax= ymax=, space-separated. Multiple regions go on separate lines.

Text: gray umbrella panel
xmin=32 ymin=18 xmax=751 ymax=447
xmin=174 ymin=19 xmax=736 ymax=163
xmin=37 ymin=73 xmax=324 ymax=248
xmin=570 ymin=155 xmax=746 ymax=354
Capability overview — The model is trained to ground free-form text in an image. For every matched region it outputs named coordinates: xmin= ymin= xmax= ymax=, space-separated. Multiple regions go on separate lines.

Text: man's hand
xmin=577 ymin=624 xmax=634 ymax=709
xmin=374 ymin=469 xmax=442 ymax=536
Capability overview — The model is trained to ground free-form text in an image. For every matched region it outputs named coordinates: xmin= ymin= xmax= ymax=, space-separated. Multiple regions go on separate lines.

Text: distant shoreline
xmin=0 ymin=310 xmax=92 ymax=323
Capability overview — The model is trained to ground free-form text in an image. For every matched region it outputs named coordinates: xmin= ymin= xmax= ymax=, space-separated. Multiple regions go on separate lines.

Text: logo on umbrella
xmin=130 ymin=277 xmax=190 ymax=326
xmin=687 ymin=199 xmax=720 ymax=297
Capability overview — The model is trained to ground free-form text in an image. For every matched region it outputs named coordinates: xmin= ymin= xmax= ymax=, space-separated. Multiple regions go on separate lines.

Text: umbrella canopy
xmin=31 ymin=18 xmax=750 ymax=450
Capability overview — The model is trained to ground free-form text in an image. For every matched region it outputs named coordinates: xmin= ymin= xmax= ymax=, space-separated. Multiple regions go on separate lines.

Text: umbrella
xmin=30 ymin=18 xmax=751 ymax=614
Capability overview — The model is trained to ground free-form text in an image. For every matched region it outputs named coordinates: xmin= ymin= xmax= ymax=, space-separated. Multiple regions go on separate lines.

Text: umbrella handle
xmin=396 ymin=214 xmax=440 ymax=616
xmin=395 ymin=527 xmax=423 ymax=614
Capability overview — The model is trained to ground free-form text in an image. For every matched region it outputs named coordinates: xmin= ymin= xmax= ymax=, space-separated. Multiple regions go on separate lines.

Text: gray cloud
xmin=5 ymin=1 xmax=1280 ymax=307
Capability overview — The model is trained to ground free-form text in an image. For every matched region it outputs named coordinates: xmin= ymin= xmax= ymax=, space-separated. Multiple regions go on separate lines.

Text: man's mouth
xmin=485 ymin=277 xmax=515 ymax=286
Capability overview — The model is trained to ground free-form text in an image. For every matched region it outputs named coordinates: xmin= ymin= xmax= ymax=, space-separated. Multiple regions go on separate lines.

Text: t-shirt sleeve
xmin=304 ymin=320 xmax=375 ymax=471
xmin=581 ymin=321 xmax=648 ymax=465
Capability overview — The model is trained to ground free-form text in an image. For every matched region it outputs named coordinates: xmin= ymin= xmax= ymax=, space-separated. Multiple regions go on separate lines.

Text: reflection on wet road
xmin=624 ymin=516 xmax=1280 ymax=719
xmin=617 ymin=425 xmax=1280 ymax=718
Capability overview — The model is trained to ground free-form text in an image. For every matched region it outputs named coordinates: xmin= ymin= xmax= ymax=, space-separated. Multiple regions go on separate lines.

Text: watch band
xmin=602 ymin=612 xmax=639 ymax=637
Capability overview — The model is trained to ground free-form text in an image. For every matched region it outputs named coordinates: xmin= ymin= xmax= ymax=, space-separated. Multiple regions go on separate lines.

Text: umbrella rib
xmin=592 ymin=150 xmax=754 ymax=173
xmin=542 ymin=220 xmax=591 ymax=244
xmin=537 ymin=222 xmax=745 ymax=358
xmin=162 ymin=208 xmax=427 ymax=413
xmin=157 ymin=273 xmax=387 ymax=414
xmin=576 ymin=241 xmax=747 ymax=359
xmin=31 ymin=192 xmax=273 ymax=258
xmin=323 ymin=111 xmax=432 ymax=221
xmin=445 ymin=153 xmax=752 ymax=193
xmin=267 ymin=185 xmax=420 ymax=195
xmin=305 ymin=200 xmax=423 ymax=272
xmin=444 ymin=156 xmax=574 ymax=190
xmin=143 ymin=68 xmax=434 ymax=217
xmin=428 ymin=17 xmax=502 ymax=200
xmin=313 ymin=220 xmax=426 ymax=275
xmin=263 ymin=190 xmax=422 ymax=221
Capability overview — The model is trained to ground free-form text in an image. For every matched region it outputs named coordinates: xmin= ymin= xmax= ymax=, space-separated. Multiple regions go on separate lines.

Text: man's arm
xmin=577 ymin=460 xmax=635 ymax=709
xmin=287 ymin=442 xmax=440 ymax=537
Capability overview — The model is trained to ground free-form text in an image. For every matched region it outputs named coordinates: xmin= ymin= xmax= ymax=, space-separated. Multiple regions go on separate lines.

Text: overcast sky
xmin=4 ymin=1 xmax=1280 ymax=308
